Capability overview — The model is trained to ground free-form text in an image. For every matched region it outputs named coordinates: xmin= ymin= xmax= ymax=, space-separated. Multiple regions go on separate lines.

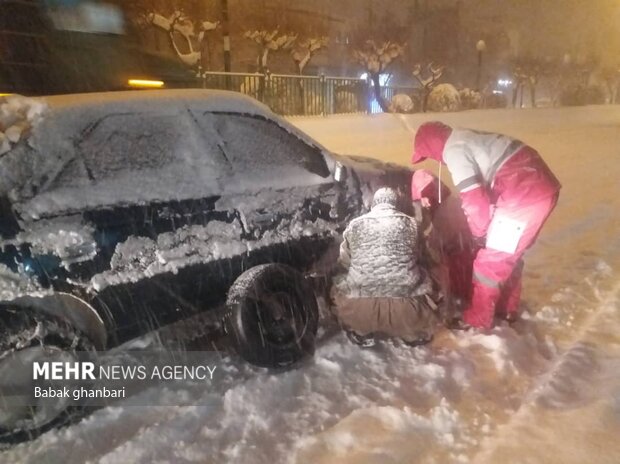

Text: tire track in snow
xmin=471 ymin=281 xmax=620 ymax=464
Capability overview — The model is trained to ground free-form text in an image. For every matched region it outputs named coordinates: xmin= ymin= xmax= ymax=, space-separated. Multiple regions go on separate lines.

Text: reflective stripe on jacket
xmin=443 ymin=129 xmax=523 ymax=193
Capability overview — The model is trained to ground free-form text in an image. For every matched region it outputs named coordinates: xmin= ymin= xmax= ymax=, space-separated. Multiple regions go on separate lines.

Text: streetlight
xmin=221 ymin=0 xmax=231 ymax=74
xmin=475 ymin=39 xmax=486 ymax=91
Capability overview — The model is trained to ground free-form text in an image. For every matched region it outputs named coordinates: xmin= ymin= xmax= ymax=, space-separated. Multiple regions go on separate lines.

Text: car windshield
xmin=208 ymin=113 xmax=330 ymax=182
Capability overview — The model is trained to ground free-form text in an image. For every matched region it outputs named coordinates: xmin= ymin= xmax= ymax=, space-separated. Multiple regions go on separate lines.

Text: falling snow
xmin=2 ymin=105 xmax=620 ymax=463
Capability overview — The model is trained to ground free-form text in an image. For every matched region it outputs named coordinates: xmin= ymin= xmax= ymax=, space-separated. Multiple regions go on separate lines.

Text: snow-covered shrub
xmin=560 ymin=84 xmax=606 ymax=106
xmin=389 ymin=94 xmax=414 ymax=113
xmin=427 ymin=84 xmax=461 ymax=112
xmin=0 ymin=95 xmax=48 ymax=155
xmin=459 ymin=88 xmax=482 ymax=110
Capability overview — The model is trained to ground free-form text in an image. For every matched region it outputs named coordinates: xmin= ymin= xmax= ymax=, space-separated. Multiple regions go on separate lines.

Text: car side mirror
xmin=334 ymin=162 xmax=347 ymax=183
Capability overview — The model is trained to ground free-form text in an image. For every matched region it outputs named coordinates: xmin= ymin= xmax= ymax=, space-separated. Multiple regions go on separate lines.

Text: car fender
xmin=3 ymin=292 xmax=107 ymax=350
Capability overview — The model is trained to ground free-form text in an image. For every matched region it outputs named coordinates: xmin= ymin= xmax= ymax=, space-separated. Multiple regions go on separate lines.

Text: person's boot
xmin=401 ymin=332 xmax=434 ymax=347
xmin=447 ymin=317 xmax=473 ymax=331
xmin=505 ymin=313 xmax=519 ymax=323
xmin=463 ymin=281 xmax=501 ymax=329
xmin=496 ymin=261 xmax=523 ymax=325
xmin=496 ymin=311 xmax=519 ymax=324
xmin=346 ymin=330 xmax=376 ymax=348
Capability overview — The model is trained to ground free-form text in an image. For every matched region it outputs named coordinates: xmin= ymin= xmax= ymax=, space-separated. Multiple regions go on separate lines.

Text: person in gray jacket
xmin=332 ymin=186 xmax=442 ymax=347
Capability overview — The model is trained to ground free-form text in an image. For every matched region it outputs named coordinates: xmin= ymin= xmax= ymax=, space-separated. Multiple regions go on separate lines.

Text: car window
xmin=203 ymin=113 xmax=330 ymax=187
xmin=78 ymin=113 xmax=185 ymax=180
xmin=21 ymin=111 xmax=224 ymax=218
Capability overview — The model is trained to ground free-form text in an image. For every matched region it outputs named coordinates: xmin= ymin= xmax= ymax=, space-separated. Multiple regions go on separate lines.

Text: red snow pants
xmin=462 ymin=148 xmax=560 ymax=329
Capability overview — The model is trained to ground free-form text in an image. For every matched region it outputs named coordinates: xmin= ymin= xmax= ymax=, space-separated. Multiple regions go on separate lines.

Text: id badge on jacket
xmin=485 ymin=215 xmax=526 ymax=254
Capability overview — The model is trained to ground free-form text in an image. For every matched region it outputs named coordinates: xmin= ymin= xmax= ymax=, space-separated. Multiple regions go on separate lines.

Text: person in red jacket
xmin=411 ymin=122 xmax=561 ymax=329
xmin=411 ymin=169 xmax=474 ymax=307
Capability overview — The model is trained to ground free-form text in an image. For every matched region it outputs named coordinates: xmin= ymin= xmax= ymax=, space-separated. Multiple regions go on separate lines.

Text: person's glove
xmin=472 ymin=235 xmax=487 ymax=249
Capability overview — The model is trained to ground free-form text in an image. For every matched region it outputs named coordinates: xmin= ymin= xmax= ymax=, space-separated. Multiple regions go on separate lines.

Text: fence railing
xmin=192 ymin=72 xmax=424 ymax=116
xmin=196 ymin=71 xmax=370 ymax=116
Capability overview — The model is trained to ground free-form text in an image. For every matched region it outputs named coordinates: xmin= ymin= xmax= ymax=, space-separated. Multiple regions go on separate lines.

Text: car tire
xmin=0 ymin=306 xmax=95 ymax=445
xmin=224 ymin=264 xmax=319 ymax=368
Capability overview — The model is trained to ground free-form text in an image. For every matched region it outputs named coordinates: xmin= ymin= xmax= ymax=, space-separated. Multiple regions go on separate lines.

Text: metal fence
xmin=197 ymin=71 xmax=370 ymax=116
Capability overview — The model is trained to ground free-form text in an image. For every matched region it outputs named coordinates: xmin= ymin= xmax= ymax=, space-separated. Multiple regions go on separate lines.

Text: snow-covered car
xmin=0 ymin=90 xmax=410 ymax=441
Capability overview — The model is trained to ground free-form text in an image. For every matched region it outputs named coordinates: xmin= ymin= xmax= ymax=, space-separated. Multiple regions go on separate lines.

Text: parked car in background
xmin=0 ymin=89 xmax=411 ymax=442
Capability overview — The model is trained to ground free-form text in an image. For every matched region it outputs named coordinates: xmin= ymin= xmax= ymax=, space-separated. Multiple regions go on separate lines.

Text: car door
xmin=191 ymin=111 xmax=352 ymax=274
xmin=13 ymin=105 xmax=236 ymax=343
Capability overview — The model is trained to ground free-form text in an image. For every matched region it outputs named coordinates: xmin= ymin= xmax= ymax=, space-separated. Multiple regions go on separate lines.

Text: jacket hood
xmin=411 ymin=121 xmax=452 ymax=164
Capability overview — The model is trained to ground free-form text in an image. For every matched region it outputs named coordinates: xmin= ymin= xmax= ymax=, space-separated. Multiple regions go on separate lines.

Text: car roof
xmin=0 ymin=89 xmax=335 ymax=206
xmin=40 ymin=89 xmax=330 ymax=156
xmin=42 ymin=89 xmax=275 ymax=117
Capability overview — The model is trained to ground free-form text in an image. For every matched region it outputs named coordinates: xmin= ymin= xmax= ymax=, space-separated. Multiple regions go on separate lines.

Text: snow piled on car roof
xmin=42 ymin=89 xmax=272 ymax=115
xmin=0 ymin=90 xmax=332 ymax=209
xmin=0 ymin=95 xmax=48 ymax=155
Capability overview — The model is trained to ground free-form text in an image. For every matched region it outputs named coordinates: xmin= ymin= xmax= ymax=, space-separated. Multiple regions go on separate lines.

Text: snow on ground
xmin=2 ymin=105 xmax=620 ymax=463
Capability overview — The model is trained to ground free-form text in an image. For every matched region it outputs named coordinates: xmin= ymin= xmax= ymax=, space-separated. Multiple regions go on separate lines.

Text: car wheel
xmin=0 ymin=306 xmax=95 ymax=445
xmin=224 ymin=264 xmax=319 ymax=368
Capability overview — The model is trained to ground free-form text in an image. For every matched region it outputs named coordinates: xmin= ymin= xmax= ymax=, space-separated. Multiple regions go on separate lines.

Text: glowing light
xmin=359 ymin=73 xmax=391 ymax=86
xmin=497 ymin=79 xmax=513 ymax=87
xmin=128 ymin=79 xmax=165 ymax=89
xmin=0 ymin=93 xmax=13 ymax=97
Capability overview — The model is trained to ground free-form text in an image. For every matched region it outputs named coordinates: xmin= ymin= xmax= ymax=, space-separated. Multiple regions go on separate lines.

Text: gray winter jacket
xmin=337 ymin=203 xmax=433 ymax=298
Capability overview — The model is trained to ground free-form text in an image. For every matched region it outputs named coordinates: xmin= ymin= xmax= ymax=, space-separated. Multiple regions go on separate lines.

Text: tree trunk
xmin=371 ymin=73 xmax=390 ymax=112
xmin=200 ymin=36 xmax=210 ymax=72
xmin=512 ymin=84 xmax=519 ymax=107
xmin=259 ymin=48 xmax=269 ymax=73
xmin=530 ymin=82 xmax=536 ymax=108
xmin=257 ymin=48 xmax=269 ymax=102
xmin=422 ymin=88 xmax=431 ymax=112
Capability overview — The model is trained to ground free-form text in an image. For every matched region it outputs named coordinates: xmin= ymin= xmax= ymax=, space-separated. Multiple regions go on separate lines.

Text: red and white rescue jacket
xmin=443 ymin=129 xmax=561 ymax=238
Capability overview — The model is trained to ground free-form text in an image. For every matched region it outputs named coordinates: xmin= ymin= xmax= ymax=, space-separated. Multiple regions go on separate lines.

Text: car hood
xmin=329 ymin=153 xmax=413 ymax=212
xmin=331 ymin=153 xmax=410 ymax=175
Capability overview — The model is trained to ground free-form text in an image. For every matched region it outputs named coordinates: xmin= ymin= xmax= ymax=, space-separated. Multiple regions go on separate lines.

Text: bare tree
xmin=147 ymin=10 xmax=218 ymax=69
xmin=291 ymin=37 xmax=329 ymax=75
xmin=353 ymin=40 xmax=405 ymax=112
xmin=412 ymin=62 xmax=445 ymax=112
xmin=244 ymin=30 xmax=297 ymax=73
xmin=510 ymin=57 xmax=553 ymax=108
xmin=511 ymin=65 xmax=529 ymax=108
xmin=288 ymin=37 xmax=328 ymax=115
